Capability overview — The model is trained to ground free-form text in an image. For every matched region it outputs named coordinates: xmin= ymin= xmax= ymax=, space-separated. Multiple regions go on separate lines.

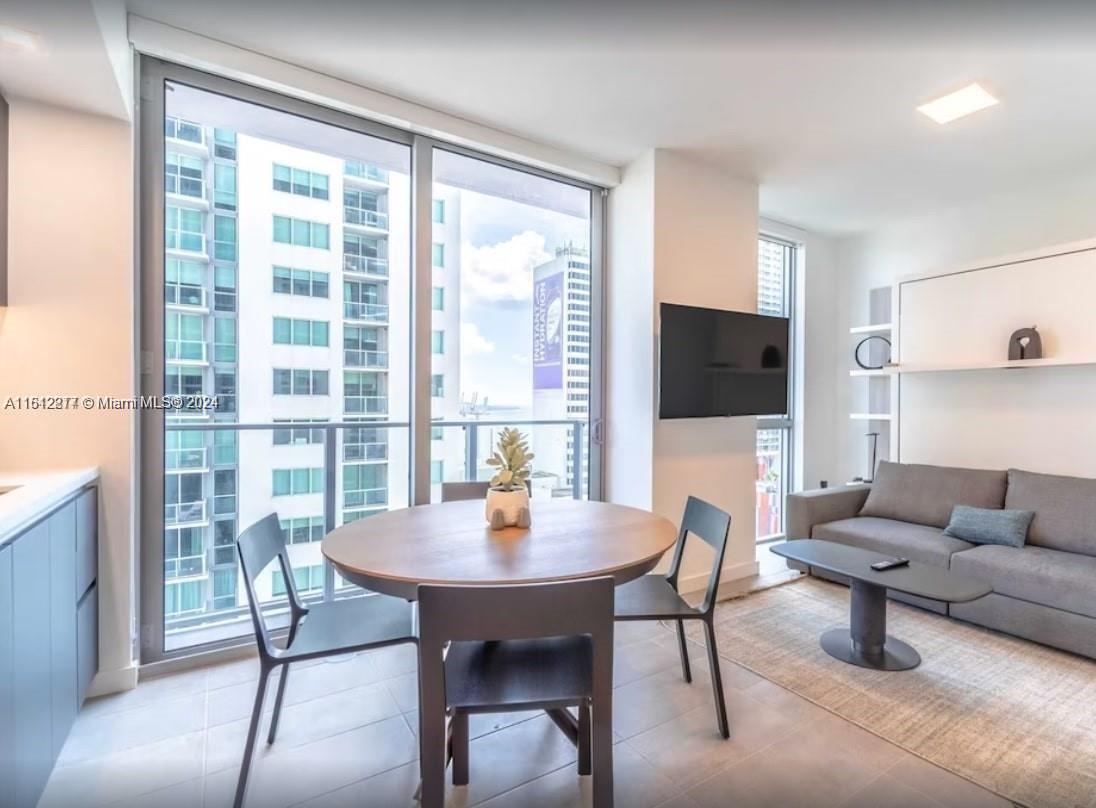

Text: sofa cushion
xmin=949 ymin=544 xmax=1096 ymax=620
xmin=813 ymin=517 xmax=974 ymax=568
xmin=1005 ymin=468 xmax=1096 ymax=556
xmin=859 ymin=461 xmax=1007 ymax=528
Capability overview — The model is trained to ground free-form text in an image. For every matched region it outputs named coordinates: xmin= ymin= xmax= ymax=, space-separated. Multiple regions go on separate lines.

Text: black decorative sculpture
xmin=854 ymin=335 xmax=891 ymax=370
xmin=1008 ymin=326 xmax=1042 ymax=361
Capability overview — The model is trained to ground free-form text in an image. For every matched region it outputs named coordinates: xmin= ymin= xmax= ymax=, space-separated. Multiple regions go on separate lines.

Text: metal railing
xmin=344 ymin=349 xmax=388 ymax=369
xmin=344 ymin=207 xmax=389 ymax=230
xmin=343 ymin=255 xmax=388 ymax=276
xmin=344 ymin=301 xmax=388 ymax=322
xmin=165 ymin=500 xmax=208 ymax=527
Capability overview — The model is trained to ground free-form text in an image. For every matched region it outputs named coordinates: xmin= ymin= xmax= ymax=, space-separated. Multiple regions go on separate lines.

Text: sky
xmin=454 ymin=189 xmax=589 ymax=410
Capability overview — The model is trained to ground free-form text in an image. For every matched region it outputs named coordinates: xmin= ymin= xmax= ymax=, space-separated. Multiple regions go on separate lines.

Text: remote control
xmin=870 ymin=557 xmax=910 ymax=571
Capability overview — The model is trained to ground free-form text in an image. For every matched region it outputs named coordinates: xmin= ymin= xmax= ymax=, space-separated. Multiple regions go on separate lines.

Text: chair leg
xmin=675 ymin=620 xmax=692 ymax=683
xmin=578 ymin=701 xmax=592 ymax=776
xmin=591 ymin=700 xmax=613 ymax=806
xmin=703 ymin=621 xmax=730 ymax=739
xmin=266 ymin=664 xmax=289 ymax=745
xmin=234 ymin=664 xmax=272 ymax=808
xmin=451 ymin=712 xmax=469 ymax=786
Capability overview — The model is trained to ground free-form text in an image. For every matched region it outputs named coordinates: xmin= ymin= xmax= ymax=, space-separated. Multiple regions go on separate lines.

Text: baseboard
xmin=86 ymin=663 xmax=139 ymax=698
xmin=677 ymin=559 xmax=760 ymax=597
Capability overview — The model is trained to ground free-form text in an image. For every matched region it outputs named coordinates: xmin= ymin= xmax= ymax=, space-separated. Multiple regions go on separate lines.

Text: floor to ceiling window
xmin=428 ymin=149 xmax=596 ymax=502
xmin=139 ymin=60 xmax=603 ymax=661
xmin=755 ymin=235 xmax=797 ymax=542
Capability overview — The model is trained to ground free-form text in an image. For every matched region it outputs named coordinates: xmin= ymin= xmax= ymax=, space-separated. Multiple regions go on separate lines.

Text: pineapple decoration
xmin=484 ymin=427 xmax=534 ymax=529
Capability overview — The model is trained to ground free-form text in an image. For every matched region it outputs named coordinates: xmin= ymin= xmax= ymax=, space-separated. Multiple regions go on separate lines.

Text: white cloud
xmin=461 ymin=230 xmax=552 ymax=304
xmin=461 ymin=322 xmax=496 ymax=355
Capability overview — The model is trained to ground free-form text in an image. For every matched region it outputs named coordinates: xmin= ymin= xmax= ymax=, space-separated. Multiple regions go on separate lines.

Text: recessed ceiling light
xmin=0 ymin=24 xmax=39 ymax=52
xmin=917 ymin=83 xmax=999 ymax=124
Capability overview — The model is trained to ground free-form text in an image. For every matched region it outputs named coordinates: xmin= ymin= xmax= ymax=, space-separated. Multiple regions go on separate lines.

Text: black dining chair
xmin=440 ymin=481 xmax=490 ymax=502
xmin=233 ymin=513 xmax=417 ymax=808
xmin=613 ymin=496 xmax=732 ymax=739
xmin=417 ymin=578 xmax=615 ymax=807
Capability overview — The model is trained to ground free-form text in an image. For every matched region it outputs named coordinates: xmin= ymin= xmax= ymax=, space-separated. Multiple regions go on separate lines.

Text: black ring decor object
xmin=854 ymin=335 xmax=892 ymax=370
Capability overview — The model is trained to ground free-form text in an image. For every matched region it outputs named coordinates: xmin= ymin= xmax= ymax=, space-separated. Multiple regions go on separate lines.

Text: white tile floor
xmin=40 ymin=619 xmax=1014 ymax=808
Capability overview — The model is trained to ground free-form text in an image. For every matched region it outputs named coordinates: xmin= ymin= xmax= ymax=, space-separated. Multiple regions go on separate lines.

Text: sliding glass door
xmin=139 ymin=59 xmax=603 ymax=661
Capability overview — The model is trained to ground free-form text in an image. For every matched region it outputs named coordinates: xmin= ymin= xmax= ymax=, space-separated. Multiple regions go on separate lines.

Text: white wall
xmin=827 ymin=166 xmax=1096 ymax=482
xmin=608 ymin=149 xmax=761 ymax=590
xmin=0 ymin=100 xmax=136 ymax=694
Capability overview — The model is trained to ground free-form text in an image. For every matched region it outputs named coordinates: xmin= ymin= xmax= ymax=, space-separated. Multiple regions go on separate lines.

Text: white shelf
xmin=849 ymin=322 xmax=893 ymax=335
xmin=884 ymin=357 xmax=1096 ymax=374
xmin=849 ymin=368 xmax=892 ymax=377
xmin=849 ymin=413 xmax=893 ymax=421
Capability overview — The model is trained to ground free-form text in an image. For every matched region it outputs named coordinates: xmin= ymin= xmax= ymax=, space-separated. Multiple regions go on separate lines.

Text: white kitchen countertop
xmin=0 ymin=468 xmax=100 ymax=547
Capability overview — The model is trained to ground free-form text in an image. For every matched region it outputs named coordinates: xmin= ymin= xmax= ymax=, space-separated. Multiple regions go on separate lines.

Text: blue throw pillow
xmin=944 ymin=505 xmax=1034 ymax=548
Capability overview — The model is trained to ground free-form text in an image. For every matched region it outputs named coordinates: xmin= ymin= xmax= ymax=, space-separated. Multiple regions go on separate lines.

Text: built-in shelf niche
xmin=848 ymin=286 xmax=894 ymax=478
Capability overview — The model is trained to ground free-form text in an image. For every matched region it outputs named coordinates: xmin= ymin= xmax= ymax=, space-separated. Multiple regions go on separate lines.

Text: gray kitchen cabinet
xmin=0 ymin=544 xmax=13 ymax=808
xmin=12 ymin=521 xmax=54 ymax=808
xmin=49 ymin=502 xmax=78 ymax=758
xmin=1 ymin=485 xmax=98 ymax=808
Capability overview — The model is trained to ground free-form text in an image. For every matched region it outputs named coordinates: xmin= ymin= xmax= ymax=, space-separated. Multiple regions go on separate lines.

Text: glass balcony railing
xmin=343 ymin=395 xmax=387 ymax=415
xmin=344 ymin=207 xmax=389 ymax=231
xmin=344 ymin=302 xmax=388 ymax=322
xmin=344 ymin=161 xmax=389 ymax=183
xmin=165 ymin=117 xmax=205 ymax=146
xmin=344 ymin=349 xmax=388 ymax=370
xmin=166 ymin=340 xmax=208 ymax=363
xmin=165 ymin=500 xmax=208 ymax=526
xmin=343 ymin=441 xmax=388 ymax=462
xmin=167 ymin=232 xmax=207 ymax=255
xmin=343 ymin=255 xmax=388 ymax=276
xmin=165 ymin=553 xmax=206 ymax=581
xmin=344 ymin=487 xmax=388 ymax=509
xmin=165 ymin=284 xmax=208 ymax=309
xmin=166 ymin=446 xmax=208 ymax=471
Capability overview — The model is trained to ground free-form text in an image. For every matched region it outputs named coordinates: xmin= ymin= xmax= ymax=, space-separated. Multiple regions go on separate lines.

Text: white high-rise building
xmin=162 ymin=118 xmax=462 ymax=639
xmin=531 ymin=245 xmax=591 ymax=498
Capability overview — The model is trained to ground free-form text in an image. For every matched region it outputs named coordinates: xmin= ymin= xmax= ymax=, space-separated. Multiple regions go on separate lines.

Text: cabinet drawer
xmin=76 ymin=488 xmax=97 ymax=598
xmin=78 ymin=585 xmax=98 ymax=703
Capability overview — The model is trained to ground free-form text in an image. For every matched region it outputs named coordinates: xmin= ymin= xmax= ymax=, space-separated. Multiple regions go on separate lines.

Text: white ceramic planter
xmin=485 ymin=486 xmax=530 ymax=527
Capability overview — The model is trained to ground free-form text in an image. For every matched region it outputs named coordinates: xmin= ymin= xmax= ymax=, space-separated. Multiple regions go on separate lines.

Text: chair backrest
xmin=236 ymin=513 xmax=306 ymax=658
xmin=441 ymin=481 xmax=490 ymax=502
xmin=664 ymin=496 xmax=732 ymax=614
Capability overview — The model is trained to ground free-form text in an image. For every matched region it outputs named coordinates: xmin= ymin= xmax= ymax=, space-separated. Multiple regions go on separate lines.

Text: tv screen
xmin=659 ymin=303 xmax=789 ymax=419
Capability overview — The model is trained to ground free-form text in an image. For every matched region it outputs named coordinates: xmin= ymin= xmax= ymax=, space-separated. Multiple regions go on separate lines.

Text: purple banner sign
xmin=533 ymin=272 xmax=563 ymax=390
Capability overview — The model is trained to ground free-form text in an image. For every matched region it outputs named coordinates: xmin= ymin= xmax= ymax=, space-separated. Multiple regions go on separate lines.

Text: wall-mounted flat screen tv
xmin=659 ymin=303 xmax=789 ymax=419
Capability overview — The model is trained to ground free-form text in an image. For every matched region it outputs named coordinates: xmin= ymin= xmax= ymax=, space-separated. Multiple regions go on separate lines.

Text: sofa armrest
xmin=786 ymin=485 xmax=871 ymax=540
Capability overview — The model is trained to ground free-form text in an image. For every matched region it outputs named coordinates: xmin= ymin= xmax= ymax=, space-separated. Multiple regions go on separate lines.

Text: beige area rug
xmin=703 ymin=577 xmax=1096 ymax=808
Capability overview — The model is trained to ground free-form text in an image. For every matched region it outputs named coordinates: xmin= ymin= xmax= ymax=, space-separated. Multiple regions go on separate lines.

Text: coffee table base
xmin=820 ymin=628 xmax=921 ymax=671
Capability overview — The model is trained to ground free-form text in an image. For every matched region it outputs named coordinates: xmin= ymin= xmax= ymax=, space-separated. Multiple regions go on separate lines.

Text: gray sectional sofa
xmin=786 ymin=461 xmax=1096 ymax=660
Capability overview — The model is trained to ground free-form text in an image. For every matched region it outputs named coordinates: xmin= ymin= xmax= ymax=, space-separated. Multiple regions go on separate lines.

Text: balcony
xmin=165 ymin=500 xmax=208 ymax=527
xmin=344 ymin=301 xmax=389 ymax=323
xmin=165 ymin=553 xmax=207 ymax=581
xmin=165 ymin=118 xmax=208 ymax=156
xmin=344 ymin=161 xmax=389 ymax=185
xmin=166 ymin=284 xmax=209 ymax=311
xmin=343 ymin=441 xmax=388 ymax=462
xmin=166 ymin=232 xmax=208 ymax=258
xmin=166 ymin=446 xmax=209 ymax=472
xmin=344 ymin=488 xmax=388 ymax=509
xmin=344 ymin=349 xmax=388 ymax=370
xmin=166 ymin=340 xmax=208 ymax=365
xmin=344 ymin=207 xmax=389 ymax=232
xmin=343 ymin=255 xmax=388 ymax=277
xmin=344 ymin=396 xmax=387 ymax=415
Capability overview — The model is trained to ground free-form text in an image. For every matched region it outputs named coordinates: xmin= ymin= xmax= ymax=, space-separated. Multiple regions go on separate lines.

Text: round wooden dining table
xmin=321 ymin=497 xmax=678 ymax=600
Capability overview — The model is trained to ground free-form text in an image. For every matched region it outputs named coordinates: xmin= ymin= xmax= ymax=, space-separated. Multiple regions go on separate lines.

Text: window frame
xmin=138 ymin=56 xmax=606 ymax=667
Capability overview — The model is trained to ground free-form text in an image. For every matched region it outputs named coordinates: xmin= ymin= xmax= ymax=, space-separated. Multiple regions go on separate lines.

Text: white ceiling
xmin=10 ymin=1 xmax=1096 ymax=234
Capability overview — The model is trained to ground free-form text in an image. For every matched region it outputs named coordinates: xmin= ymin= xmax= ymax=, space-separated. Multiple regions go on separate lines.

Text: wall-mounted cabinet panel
xmin=76 ymin=489 xmax=97 ymax=599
